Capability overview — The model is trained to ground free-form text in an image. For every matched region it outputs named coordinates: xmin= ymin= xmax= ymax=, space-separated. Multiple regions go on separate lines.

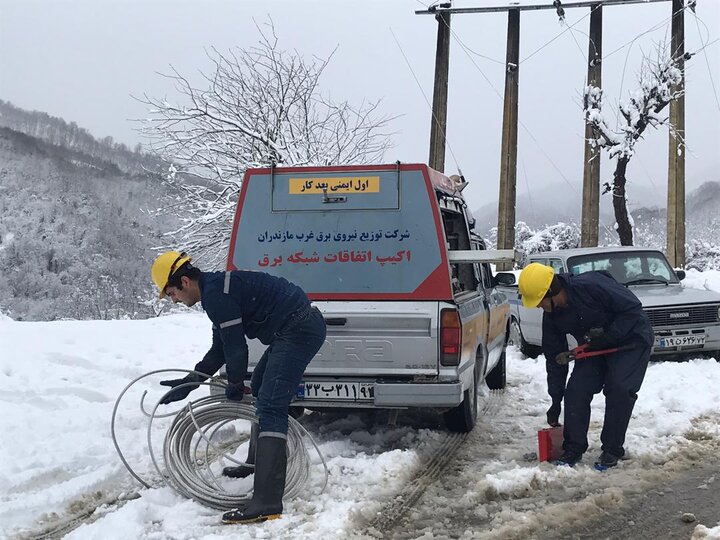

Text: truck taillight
xmin=440 ymin=308 xmax=461 ymax=366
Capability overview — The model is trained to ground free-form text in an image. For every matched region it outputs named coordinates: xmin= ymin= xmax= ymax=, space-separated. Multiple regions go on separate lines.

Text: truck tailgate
xmin=304 ymin=300 xmax=438 ymax=377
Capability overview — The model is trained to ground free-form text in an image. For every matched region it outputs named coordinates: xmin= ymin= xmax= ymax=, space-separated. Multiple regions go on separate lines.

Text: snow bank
xmin=2 ymin=270 xmax=720 ymax=538
xmin=684 ymin=269 xmax=720 ymax=293
xmin=693 ymin=522 xmax=720 ymax=540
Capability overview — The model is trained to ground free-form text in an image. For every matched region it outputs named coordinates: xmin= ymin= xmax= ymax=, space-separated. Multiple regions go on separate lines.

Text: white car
xmin=498 ymin=247 xmax=720 ymax=359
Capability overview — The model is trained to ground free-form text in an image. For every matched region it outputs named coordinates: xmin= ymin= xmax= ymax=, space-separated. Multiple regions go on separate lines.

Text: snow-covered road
xmin=2 ymin=272 xmax=720 ymax=539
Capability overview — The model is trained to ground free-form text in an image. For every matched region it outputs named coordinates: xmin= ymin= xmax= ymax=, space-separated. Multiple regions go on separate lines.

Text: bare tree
xmin=139 ymin=22 xmax=395 ymax=268
xmin=583 ymin=44 xmax=688 ymax=245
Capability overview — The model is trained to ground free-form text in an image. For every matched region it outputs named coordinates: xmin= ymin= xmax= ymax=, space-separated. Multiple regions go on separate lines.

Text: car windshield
xmin=566 ymin=251 xmax=679 ymax=285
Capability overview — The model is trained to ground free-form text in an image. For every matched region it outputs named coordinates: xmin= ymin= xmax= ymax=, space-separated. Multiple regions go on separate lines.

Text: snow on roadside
xmin=694 ymin=522 xmax=720 ymax=540
xmin=683 ymin=269 xmax=720 ymax=293
xmin=0 ymin=313 xmax=432 ymax=539
xmin=2 ymin=272 xmax=720 ymax=538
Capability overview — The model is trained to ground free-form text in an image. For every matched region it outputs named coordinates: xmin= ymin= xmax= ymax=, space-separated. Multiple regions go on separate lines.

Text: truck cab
xmin=227 ymin=163 xmax=514 ymax=432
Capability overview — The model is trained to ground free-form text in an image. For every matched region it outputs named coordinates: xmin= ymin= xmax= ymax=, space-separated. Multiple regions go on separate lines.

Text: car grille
xmin=645 ymin=304 xmax=720 ymax=327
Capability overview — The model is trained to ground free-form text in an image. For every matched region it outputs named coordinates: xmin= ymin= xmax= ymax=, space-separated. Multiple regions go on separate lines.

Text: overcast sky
xmin=1 ymin=0 xmax=718 ymax=212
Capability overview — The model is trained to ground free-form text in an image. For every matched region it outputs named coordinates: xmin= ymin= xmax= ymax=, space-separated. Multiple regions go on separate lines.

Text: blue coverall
xmin=542 ymin=271 xmax=654 ymax=458
xmin=192 ymin=270 xmax=326 ymax=435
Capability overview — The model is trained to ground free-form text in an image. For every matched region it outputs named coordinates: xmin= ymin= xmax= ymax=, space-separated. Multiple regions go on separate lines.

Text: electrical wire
xmin=691 ymin=11 xmax=720 ymax=114
xmin=444 ymin=15 xmax=581 ymax=196
xmin=111 ymin=369 xmax=328 ymax=511
xmin=389 ymin=26 xmax=462 ymax=173
xmin=603 ymin=11 xmax=675 ymax=61
xmin=520 ymin=4 xmax=599 ymax=65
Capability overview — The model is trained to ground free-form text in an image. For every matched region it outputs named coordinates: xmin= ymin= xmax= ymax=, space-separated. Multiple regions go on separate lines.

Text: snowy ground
xmin=1 ymin=271 xmax=719 ymax=539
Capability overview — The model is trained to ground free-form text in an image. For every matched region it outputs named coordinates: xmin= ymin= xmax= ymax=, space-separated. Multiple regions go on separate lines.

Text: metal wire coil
xmin=111 ymin=369 xmax=328 ymax=510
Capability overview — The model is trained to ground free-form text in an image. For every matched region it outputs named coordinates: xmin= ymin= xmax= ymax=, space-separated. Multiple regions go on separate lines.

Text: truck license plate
xmin=297 ymin=381 xmax=374 ymax=401
xmin=658 ymin=335 xmax=705 ymax=348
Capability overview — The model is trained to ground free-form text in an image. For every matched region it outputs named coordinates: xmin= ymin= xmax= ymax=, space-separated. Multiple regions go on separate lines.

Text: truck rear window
xmin=227 ymin=165 xmax=452 ymax=300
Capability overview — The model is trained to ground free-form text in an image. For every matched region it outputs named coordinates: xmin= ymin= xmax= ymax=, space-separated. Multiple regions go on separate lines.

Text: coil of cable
xmin=111 ymin=369 xmax=327 ymax=511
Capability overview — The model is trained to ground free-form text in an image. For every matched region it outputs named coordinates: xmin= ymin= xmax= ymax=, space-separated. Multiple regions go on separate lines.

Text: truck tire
xmin=507 ymin=318 xmax=542 ymax=359
xmin=507 ymin=319 xmax=525 ymax=351
xmin=485 ymin=348 xmax=507 ymax=390
xmin=444 ymin=366 xmax=478 ymax=433
xmin=524 ymin=343 xmax=543 ymax=359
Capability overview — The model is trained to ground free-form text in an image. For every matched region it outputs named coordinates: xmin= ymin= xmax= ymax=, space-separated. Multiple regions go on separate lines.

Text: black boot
xmin=554 ymin=452 xmax=582 ymax=467
xmin=223 ymin=423 xmax=258 ymax=479
xmin=594 ymin=451 xmax=620 ymax=470
xmin=222 ymin=434 xmax=287 ymax=524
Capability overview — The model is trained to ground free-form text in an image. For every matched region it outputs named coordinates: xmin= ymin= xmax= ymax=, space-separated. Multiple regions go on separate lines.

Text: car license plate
xmin=658 ymin=335 xmax=706 ymax=348
xmin=296 ymin=381 xmax=374 ymax=401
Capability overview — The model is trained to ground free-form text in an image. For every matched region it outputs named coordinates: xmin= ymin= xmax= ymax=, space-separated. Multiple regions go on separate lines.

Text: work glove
xmin=583 ymin=327 xmax=613 ymax=351
xmin=546 ymin=400 xmax=561 ymax=427
xmin=555 ymin=351 xmax=575 ymax=366
xmin=159 ymin=373 xmax=204 ymax=404
xmin=225 ymin=381 xmax=247 ymax=402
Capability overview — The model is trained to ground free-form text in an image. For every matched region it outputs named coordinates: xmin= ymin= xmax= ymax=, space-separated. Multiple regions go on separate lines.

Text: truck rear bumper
xmin=292 ymin=381 xmax=463 ymax=409
xmin=373 ymin=381 xmax=463 ymax=407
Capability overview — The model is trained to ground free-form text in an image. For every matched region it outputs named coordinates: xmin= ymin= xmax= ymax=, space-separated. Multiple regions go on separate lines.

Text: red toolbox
xmin=538 ymin=426 xmax=564 ymax=462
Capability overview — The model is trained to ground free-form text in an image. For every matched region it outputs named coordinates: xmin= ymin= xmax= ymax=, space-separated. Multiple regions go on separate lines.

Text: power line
xmin=520 ymin=158 xmax=537 ymax=223
xmin=520 ymin=4 xmax=599 ymax=64
xmin=388 ymin=26 xmax=462 ymax=172
xmin=567 ymin=23 xmax=589 ymax=64
xmin=449 ymin=22 xmax=581 ymax=195
xmin=603 ymin=12 xmax=675 ymax=60
xmin=691 ymin=11 xmax=720 ymax=114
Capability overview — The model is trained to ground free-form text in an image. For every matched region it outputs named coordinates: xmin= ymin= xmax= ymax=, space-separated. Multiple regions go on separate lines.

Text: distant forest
xmin=0 ymin=101 xmax=183 ymax=320
xmin=0 ymin=100 xmax=163 ymax=176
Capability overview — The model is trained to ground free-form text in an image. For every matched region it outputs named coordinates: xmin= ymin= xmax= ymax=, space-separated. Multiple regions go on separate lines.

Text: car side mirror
xmin=674 ymin=269 xmax=686 ymax=281
xmin=495 ymin=272 xmax=517 ymax=286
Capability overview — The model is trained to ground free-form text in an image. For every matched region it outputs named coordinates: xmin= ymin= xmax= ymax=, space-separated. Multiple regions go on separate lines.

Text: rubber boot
xmin=222 ymin=434 xmax=287 ymax=524
xmin=554 ymin=452 xmax=582 ymax=467
xmin=222 ymin=423 xmax=258 ymax=478
xmin=594 ymin=451 xmax=620 ymax=471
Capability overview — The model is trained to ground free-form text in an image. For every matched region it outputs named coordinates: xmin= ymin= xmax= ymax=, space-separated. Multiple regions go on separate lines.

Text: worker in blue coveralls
xmin=151 ymin=251 xmax=326 ymax=524
xmin=518 ymin=262 xmax=654 ymax=469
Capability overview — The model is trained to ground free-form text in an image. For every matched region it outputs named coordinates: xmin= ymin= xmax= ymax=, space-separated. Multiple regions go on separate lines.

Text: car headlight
xmin=717 ymin=306 xmax=720 ymax=321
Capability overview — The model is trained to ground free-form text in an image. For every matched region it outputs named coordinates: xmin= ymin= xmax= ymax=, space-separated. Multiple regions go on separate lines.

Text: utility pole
xmin=428 ymin=9 xmax=451 ymax=173
xmin=415 ymin=0 xmax=676 ymax=261
xmin=580 ymin=4 xmax=603 ymax=247
xmin=667 ymin=0 xmax=686 ymax=267
xmin=496 ymin=9 xmax=520 ymax=270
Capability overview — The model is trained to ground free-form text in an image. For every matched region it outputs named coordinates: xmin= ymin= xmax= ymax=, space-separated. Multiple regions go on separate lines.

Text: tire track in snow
xmin=11 ymin=433 xmax=251 ymax=540
xmin=366 ymin=407 xmax=720 ymax=539
xmin=360 ymin=388 xmax=508 ymax=538
xmin=364 ymin=431 xmax=469 ymax=535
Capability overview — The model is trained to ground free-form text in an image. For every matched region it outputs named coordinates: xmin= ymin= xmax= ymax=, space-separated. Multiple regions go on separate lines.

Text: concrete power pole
xmin=428 ymin=10 xmax=451 ymax=173
xmin=496 ymin=9 xmax=520 ymax=270
xmin=580 ymin=4 xmax=603 ymax=247
xmin=667 ymin=0 xmax=686 ymax=267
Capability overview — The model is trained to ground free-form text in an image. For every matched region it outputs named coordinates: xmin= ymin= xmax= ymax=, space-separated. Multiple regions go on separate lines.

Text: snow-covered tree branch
xmin=139 ymin=22 xmax=395 ymax=268
xmin=583 ymin=43 xmax=689 ymax=246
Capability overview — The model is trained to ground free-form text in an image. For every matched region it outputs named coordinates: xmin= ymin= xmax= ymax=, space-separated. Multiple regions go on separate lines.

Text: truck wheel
xmin=523 ymin=343 xmax=543 ymax=359
xmin=485 ymin=349 xmax=507 ymax=390
xmin=444 ymin=366 xmax=478 ymax=433
xmin=507 ymin=318 xmax=542 ymax=359
xmin=507 ymin=319 xmax=525 ymax=351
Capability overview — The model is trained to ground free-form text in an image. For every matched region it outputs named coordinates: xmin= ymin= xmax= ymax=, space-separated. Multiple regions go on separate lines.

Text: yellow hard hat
xmin=151 ymin=251 xmax=192 ymax=298
xmin=518 ymin=262 xmax=555 ymax=308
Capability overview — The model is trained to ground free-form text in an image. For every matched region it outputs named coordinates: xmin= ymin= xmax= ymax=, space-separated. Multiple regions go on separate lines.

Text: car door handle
xmin=324 ymin=317 xmax=347 ymax=326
